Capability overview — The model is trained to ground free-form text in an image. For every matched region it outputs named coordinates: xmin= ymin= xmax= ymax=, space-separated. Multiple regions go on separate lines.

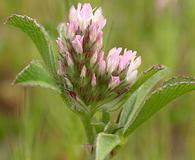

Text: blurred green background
xmin=0 ymin=0 xmax=195 ymax=159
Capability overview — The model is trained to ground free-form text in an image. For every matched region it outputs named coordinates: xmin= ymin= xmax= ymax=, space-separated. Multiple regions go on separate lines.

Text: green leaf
xmin=101 ymin=95 xmax=126 ymax=111
xmin=124 ymin=77 xmax=195 ymax=136
xmin=96 ymin=133 xmax=121 ymax=160
xmin=118 ymin=65 xmax=169 ymax=130
xmin=5 ymin=14 xmax=56 ymax=73
xmin=14 ymin=61 xmax=59 ymax=92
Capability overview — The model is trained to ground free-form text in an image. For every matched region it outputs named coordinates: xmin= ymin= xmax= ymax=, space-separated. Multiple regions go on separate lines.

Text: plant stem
xmin=81 ymin=114 xmax=96 ymax=145
xmin=80 ymin=114 xmax=96 ymax=160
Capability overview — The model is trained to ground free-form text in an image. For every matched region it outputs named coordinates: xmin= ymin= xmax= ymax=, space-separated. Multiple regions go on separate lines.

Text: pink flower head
xmin=107 ymin=47 xmax=122 ymax=74
xmin=57 ymin=3 xmax=141 ymax=105
xmin=109 ymin=76 xmax=120 ymax=89
xmin=91 ymin=73 xmax=97 ymax=87
xmin=72 ymin=35 xmax=84 ymax=53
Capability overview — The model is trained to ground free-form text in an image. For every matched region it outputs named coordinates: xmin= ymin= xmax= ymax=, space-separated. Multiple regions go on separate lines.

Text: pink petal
xmin=81 ymin=3 xmax=93 ymax=19
xmin=93 ymin=8 xmax=106 ymax=29
xmin=72 ymin=35 xmax=83 ymax=53
xmin=98 ymin=58 xmax=106 ymax=75
xmin=107 ymin=48 xmax=121 ymax=74
xmin=118 ymin=49 xmax=136 ymax=72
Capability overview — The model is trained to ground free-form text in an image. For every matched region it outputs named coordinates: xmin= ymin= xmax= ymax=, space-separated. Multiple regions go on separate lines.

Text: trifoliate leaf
xmin=124 ymin=76 xmax=195 ymax=136
xmin=119 ymin=65 xmax=169 ymax=130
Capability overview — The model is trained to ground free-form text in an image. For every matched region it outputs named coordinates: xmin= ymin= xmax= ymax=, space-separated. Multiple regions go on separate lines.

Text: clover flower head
xmin=56 ymin=3 xmax=141 ymax=105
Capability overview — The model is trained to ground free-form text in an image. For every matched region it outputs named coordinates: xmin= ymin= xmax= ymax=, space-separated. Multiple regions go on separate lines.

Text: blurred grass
xmin=1 ymin=0 xmax=195 ymax=159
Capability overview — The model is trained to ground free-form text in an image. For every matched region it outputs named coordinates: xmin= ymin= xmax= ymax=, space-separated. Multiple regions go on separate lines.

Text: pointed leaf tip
xmin=6 ymin=14 xmax=56 ymax=73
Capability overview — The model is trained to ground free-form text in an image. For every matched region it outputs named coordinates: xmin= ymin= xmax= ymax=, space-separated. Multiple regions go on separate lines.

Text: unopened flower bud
xmin=91 ymin=31 xmax=103 ymax=53
xmin=65 ymin=77 xmax=73 ymax=89
xmin=109 ymin=76 xmax=120 ymax=89
xmin=65 ymin=51 xmax=74 ymax=67
xmin=69 ymin=5 xmax=78 ymax=22
xmin=57 ymin=23 xmax=66 ymax=38
xmin=56 ymin=38 xmax=65 ymax=53
xmin=98 ymin=60 xmax=106 ymax=75
xmin=80 ymin=65 xmax=87 ymax=78
xmin=107 ymin=47 xmax=121 ymax=74
xmin=89 ymin=24 xmax=99 ymax=43
xmin=118 ymin=49 xmax=136 ymax=72
xmin=79 ymin=3 xmax=93 ymax=32
xmin=72 ymin=35 xmax=84 ymax=53
xmin=90 ymin=51 xmax=98 ymax=66
xmin=57 ymin=60 xmax=65 ymax=75
xmin=126 ymin=56 xmax=141 ymax=83
xmin=93 ymin=8 xmax=106 ymax=29
xmin=98 ymin=51 xmax=106 ymax=75
xmin=65 ymin=21 xmax=78 ymax=40
xmin=91 ymin=73 xmax=97 ymax=87
xmin=126 ymin=70 xmax=138 ymax=84
xmin=128 ymin=56 xmax=141 ymax=73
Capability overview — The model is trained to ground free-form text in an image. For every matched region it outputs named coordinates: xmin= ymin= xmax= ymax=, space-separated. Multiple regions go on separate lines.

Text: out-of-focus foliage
xmin=1 ymin=0 xmax=195 ymax=160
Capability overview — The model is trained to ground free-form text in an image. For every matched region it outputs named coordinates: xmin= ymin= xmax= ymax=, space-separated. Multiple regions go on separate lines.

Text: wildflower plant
xmin=6 ymin=3 xmax=195 ymax=160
